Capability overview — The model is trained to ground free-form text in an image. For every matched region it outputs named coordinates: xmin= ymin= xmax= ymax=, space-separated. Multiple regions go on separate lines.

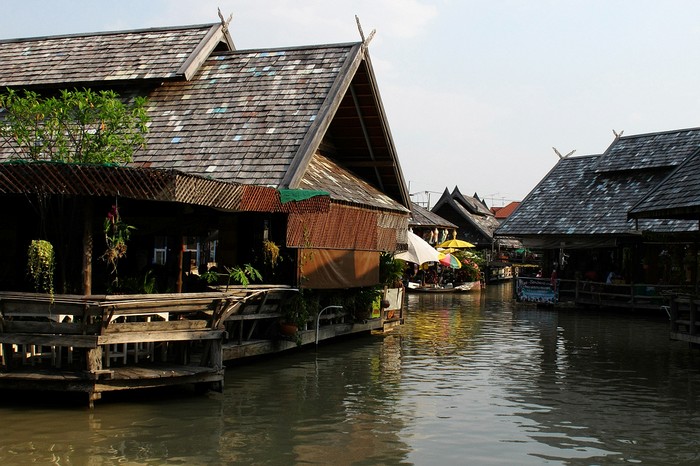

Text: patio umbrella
xmin=439 ymin=253 xmax=462 ymax=269
xmin=395 ymin=231 xmax=442 ymax=265
xmin=437 ymin=238 xmax=475 ymax=249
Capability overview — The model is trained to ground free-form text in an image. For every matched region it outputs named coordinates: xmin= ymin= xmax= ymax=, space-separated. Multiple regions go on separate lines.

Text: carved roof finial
xmin=355 ymin=15 xmax=376 ymax=50
xmin=552 ymin=147 xmax=576 ymax=159
xmin=218 ymin=7 xmax=233 ymax=33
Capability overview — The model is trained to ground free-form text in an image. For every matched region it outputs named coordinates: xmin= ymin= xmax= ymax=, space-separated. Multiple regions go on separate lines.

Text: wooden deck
xmin=516 ymin=276 xmax=685 ymax=312
xmin=0 ymin=285 xmax=404 ymax=407
xmin=667 ymin=294 xmax=700 ymax=345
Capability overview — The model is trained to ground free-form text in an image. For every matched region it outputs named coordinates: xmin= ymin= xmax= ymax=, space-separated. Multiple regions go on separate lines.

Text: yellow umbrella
xmin=437 ymin=238 xmax=475 ymax=249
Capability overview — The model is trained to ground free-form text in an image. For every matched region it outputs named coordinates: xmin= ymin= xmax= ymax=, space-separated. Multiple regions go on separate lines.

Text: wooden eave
xmin=283 ymin=46 xmax=410 ymax=210
xmin=0 ymin=162 xmax=330 ymax=214
xmin=283 ymin=43 xmax=365 ymax=190
xmin=177 ymin=23 xmax=235 ymax=80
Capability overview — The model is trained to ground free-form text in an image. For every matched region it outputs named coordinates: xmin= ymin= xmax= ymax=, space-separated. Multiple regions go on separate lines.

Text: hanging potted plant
xmin=27 ymin=239 xmax=55 ymax=302
xmin=101 ymin=204 xmax=135 ymax=285
xmin=262 ymin=239 xmax=282 ymax=268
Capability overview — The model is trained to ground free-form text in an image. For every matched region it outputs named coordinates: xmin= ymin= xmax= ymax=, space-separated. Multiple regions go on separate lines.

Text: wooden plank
xmin=3 ymin=321 xmax=102 ymax=334
xmin=1 ymin=301 xmax=102 ymax=317
xmin=103 ymin=320 xmax=209 ymax=333
xmin=0 ymin=333 xmax=98 ymax=347
xmin=97 ymin=329 xmax=225 ymax=344
xmin=225 ymin=312 xmax=280 ymax=321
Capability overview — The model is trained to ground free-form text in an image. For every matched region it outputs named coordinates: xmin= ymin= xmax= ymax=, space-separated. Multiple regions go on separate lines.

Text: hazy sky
xmin=3 ymin=1 xmax=700 ymax=207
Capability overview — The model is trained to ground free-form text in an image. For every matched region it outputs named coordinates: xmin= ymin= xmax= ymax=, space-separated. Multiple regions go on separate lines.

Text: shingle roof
xmin=629 ymin=150 xmax=700 ymax=219
xmin=595 ymin=127 xmax=700 ymax=173
xmin=431 ymin=189 xmax=500 ymax=242
xmin=300 ymin=153 xmax=407 ymax=213
xmin=408 ymin=202 xmax=457 ymax=229
xmin=0 ymin=26 xmax=410 ymax=211
xmin=0 ymin=24 xmax=228 ymax=86
xmin=133 ymin=44 xmax=360 ymax=187
xmin=496 ymin=154 xmax=697 ymax=236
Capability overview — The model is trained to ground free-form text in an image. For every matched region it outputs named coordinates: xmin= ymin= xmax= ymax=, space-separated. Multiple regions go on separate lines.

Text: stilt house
xmin=495 ymin=128 xmax=700 ymax=286
xmin=0 ymin=20 xmax=411 ymax=294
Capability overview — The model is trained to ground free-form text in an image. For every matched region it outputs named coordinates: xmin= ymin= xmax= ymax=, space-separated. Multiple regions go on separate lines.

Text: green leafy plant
xmin=27 ymin=239 xmax=55 ymax=301
xmin=379 ymin=252 xmax=405 ymax=288
xmin=454 ymin=250 xmax=485 ymax=282
xmin=225 ymin=264 xmax=262 ymax=289
xmin=200 ymin=270 xmax=220 ymax=285
xmin=280 ymin=291 xmax=317 ymax=345
xmin=0 ymin=88 xmax=149 ymax=164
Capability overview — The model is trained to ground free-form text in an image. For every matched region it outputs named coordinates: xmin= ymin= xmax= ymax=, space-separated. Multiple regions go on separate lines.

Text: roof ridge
xmin=229 ymin=41 xmax=362 ymax=54
xmin=0 ymin=23 xmax=218 ymax=44
xmin=616 ymin=126 xmax=700 ymax=140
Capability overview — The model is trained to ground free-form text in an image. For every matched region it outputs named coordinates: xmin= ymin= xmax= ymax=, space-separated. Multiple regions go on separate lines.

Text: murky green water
xmin=2 ymin=283 xmax=700 ymax=465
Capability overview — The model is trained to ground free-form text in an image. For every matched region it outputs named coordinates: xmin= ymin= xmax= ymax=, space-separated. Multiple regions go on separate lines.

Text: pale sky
xmin=3 ymin=1 xmax=700 ymax=208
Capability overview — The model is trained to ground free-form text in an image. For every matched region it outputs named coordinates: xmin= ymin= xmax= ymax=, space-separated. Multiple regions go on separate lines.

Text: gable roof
xmin=595 ymin=127 xmax=700 ymax=173
xmin=496 ymin=153 xmax=697 ymax=239
xmin=431 ymin=187 xmax=500 ymax=242
xmin=0 ymin=23 xmax=410 ymax=213
xmin=408 ymin=202 xmax=457 ymax=229
xmin=137 ymin=44 xmax=358 ymax=186
xmin=492 ymin=201 xmax=520 ymax=219
xmin=629 ymin=149 xmax=700 ymax=220
xmin=0 ymin=23 xmax=234 ymax=87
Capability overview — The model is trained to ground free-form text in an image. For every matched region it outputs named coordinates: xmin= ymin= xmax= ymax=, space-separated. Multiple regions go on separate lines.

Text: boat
xmin=406 ymin=281 xmax=481 ymax=293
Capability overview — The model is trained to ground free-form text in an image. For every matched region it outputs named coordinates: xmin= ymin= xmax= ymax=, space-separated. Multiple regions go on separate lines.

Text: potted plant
xmin=224 ymin=263 xmax=262 ymax=289
xmin=27 ymin=239 xmax=55 ymax=302
xmin=280 ymin=291 xmax=316 ymax=345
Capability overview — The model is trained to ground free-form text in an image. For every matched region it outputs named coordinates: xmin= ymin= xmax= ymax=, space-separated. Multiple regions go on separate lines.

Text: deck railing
xmin=515 ymin=276 xmax=689 ymax=311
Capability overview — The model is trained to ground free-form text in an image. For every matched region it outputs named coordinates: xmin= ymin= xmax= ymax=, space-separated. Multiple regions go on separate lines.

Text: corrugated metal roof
xmin=0 ymin=161 xmax=246 ymax=210
xmin=300 ymin=153 xmax=407 ymax=213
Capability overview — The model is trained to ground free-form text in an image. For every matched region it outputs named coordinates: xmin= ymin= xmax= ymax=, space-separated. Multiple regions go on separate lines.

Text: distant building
xmin=496 ymin=128 xmax=700 ymax=285
xmin=408 ymin=202 xmax=457 ymax=246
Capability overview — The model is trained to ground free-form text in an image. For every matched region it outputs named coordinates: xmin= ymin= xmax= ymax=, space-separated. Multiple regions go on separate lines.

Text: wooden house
xmin=491 ymin=202 xmax=520 ymax=222
xmin=0 ymin=20 xmax=410 ymax=293
xmin=407 ymin=201 xmax=457 ymax=246
xmin=496 ymin=128 xmax=700 ymax=292
xmin=430 ymin=187 xmax=501 ymax=250
xmin=0 ymin=19 xmax=411 ymax=405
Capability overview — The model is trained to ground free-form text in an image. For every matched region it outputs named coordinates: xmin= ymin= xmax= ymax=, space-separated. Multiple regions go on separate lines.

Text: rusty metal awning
xmin=0 ymin=162 xmax=330 ymax=213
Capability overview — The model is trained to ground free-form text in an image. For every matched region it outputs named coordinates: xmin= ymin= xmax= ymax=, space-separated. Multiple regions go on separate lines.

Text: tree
xmin=0 ymin=88 xmax=149 ymax=164
xmin=0 ymin=88 xmax=149 ymax=294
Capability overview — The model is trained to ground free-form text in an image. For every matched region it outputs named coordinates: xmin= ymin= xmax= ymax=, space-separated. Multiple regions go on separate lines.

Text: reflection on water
xmin=2 ymin=283 xmax=700 ymax=464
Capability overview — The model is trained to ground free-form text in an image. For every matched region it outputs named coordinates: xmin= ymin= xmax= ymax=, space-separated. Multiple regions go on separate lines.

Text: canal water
xmin=2 ymin=283 xmax=700 ymax=465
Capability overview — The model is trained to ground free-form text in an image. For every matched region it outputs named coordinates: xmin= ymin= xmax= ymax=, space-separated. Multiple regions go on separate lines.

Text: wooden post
xmin=86 ymin=348 xmax=103 ymax=372
xmin=690 ymin=299 xmax=697 ymax=336
xmin=670 ymin=297 xmax=679 ymax=333
xmin=82 ymin=200 xmax=93 ymax=296
xmin=176 ymin=236 xmax=185 ymax=293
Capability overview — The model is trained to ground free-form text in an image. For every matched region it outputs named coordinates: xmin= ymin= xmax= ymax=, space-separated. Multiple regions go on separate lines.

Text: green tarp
xmin=278 ymin=189 xmax=329 ymax=204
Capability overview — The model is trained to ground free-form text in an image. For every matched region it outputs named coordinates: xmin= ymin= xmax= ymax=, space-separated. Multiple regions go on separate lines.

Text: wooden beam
xmin=83 ymin=199 xmax=93 ymax=295
xmin=97 ymin=329 xmax=225 ymax=345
